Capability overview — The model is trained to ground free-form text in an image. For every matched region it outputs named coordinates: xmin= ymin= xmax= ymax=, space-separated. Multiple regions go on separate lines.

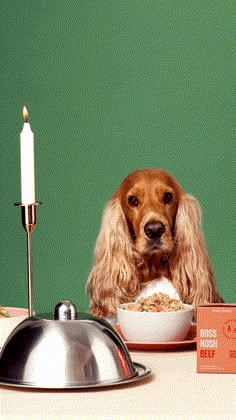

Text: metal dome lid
xmin=0 ymin=300 xmax=151 ymax=389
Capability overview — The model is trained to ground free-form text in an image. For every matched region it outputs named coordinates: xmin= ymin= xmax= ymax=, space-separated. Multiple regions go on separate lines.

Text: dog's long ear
xmin=86 ymin=198 xmax=140 ymax=317
xmin=170 ymin=194 xmax=223 ymax=307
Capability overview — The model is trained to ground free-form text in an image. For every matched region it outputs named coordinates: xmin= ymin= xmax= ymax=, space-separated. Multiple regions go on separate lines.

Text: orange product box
xmin=197 ymin=304 xmax=236 ymax=374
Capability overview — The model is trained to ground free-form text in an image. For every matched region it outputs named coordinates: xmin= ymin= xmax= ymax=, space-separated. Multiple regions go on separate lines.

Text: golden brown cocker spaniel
xmin=87 ymin=168 xmax=223 ymax=317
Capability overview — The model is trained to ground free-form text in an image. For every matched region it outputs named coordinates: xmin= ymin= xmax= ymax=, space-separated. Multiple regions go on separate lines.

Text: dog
xmin=87 ymin=168 xmax=223 ymax=317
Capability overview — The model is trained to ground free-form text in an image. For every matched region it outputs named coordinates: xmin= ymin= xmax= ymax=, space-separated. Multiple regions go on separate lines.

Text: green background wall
xmin=0 ymin=1 xmax=235 ymax=313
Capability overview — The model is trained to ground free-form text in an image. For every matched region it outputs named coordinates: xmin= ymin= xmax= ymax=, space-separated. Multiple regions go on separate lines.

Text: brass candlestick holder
xmin=14 ymin=202 xmax=42 ymax=316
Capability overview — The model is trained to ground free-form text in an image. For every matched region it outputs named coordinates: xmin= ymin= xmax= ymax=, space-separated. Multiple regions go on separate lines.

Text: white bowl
xmin=117 ymin=303 xmax=194 ymax=343
xmin=0 ymin=307 xmax=29 ymax=348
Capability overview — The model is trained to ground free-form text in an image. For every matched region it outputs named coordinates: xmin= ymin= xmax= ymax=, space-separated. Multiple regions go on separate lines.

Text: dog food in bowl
xmin=124 ymin=293 xmax=185 ymax=312
xmin=117 ymin=294 xmax=193 ymax=343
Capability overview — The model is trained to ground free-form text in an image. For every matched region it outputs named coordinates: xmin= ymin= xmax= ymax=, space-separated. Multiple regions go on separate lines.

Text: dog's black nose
xmin=144 ymin=221 xmax=165 ymax=240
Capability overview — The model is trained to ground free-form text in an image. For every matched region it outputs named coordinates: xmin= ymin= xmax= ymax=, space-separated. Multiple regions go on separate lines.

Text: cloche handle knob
xmin=54 ymin=300 xmax=78 ymax=320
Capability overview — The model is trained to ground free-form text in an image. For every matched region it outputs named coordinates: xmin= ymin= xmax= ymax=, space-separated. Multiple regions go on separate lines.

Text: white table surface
xmin=1 ymin=349 xmax=235 ymax=420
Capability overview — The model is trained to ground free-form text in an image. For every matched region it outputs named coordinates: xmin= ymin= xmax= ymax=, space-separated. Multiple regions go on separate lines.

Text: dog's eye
xmin=128 ymin=195 xmax=139 ymax=206
xmin=163 ymin=192 xmax=173 ymax=204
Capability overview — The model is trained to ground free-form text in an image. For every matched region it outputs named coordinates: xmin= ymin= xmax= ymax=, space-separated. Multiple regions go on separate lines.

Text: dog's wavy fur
xmin=87 ymin=168 xmax=223 ymax=317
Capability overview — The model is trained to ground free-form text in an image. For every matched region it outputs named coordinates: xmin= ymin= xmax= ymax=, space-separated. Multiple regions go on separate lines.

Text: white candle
xmin=20 ymin=106 xmax=35 ymax=204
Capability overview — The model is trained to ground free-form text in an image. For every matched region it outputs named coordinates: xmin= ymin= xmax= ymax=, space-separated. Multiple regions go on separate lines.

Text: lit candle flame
xmin=23 ymin=106 xmax=29 ymax=122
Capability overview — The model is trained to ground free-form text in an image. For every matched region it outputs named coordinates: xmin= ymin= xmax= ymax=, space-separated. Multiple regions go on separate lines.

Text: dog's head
xmin=115 ymin=168 xmax=184 ymax=260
